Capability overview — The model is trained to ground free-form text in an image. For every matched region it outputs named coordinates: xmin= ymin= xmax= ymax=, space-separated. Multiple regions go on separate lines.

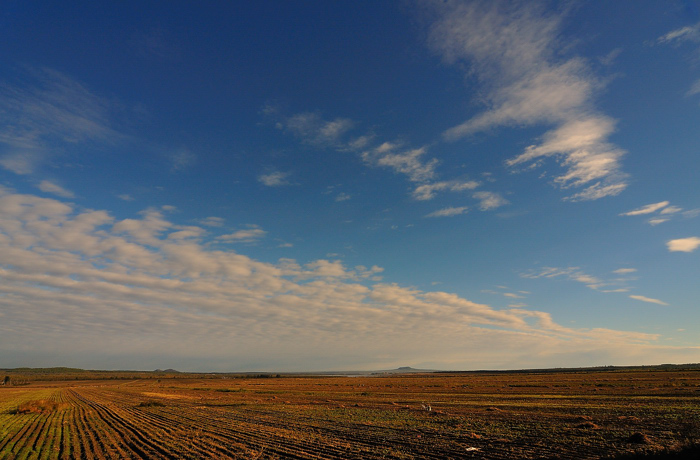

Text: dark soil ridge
xmin=606 ymin=444 xmax=700 ymax=459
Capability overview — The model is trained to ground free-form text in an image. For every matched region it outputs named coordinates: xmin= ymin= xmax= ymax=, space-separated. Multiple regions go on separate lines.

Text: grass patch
xmin=9 ymin=399 xmax=60 ymax=414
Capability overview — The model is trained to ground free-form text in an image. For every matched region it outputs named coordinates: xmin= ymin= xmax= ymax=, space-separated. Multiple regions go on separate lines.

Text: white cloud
xmin=197 ymin=216 xmax=225 ymax=227
xmin=426 ymin=1 xmax=627 ymax=200
xmin=37 ymin=180 xmax=74 ymax=198
xmin=169 ymin=148 xmax=196 ymax=172
xmin=425 ymin=206 xmax=468 ymax=218
xmin=620 ymin=201 xmax=670 ymax=216
xmin=279 ymin=112 xmax=354 ymax=147
xmin=688 ymin=79 xmax=700 ymax=96
xmin=620 ymin=202 xmax=688 ymax=225
xmin=0 ymin=187 xmax=674 ymax=370
xmin=658 ymin=22 xmax=700 ymax=94
xmin=572 ymin=273 xmax=601 ymax=285
xmin=275 ymin=110 xmax=490 ymax=206
xmin=565 ymin=183 xmax=627 ymax=202
xmin=667 ymin=237 xmax=700 ymax=253
xmin=507 ymin=117 xmax=627 ymax=201
xmin=117 ymin=194 xmax=135 ymax=201
xmin=658 ymin=22 xmax=700 ymax=45
xmin=362 ymin=145 xmax=437 ymax=182
xmin=473 ymin=191 xmax=509 ymax=210
xmin=683 ymin=208 xmax=700 ymax=219
xmin=522 ymin=266 xmax=633 ymax=292
xmin=412 ymin=179 xmax=480 ymax=201
xmin=258 ymin=171 xmax=292 ymax=187
xmin=276 ymin=111 xmax=451 ymax=199
xmin=522 ymin=267 xmax=579 ymax=279
xmin=660 ymin=206 xmax=683 ymax=215
xmin=217 ymin=226 xmax=267 ymax=243
xmin=335 ymin=192 xmax=351 ymax=202
xmin=629 ymin=295 xmax=669 ymax=306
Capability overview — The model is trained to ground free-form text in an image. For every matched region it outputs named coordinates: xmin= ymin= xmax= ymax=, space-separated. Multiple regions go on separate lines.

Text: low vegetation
xmin=0 ymin=368 xmax=699 ymax=458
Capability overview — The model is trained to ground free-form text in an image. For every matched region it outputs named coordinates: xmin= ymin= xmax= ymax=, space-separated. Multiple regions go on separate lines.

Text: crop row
xmin=2 ymin=372 xmax=700 ymax=459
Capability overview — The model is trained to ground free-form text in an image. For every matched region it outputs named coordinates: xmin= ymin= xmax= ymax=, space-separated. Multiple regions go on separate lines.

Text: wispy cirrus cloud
xmin=197 ymin=216 xmax=225 ymax=227
xmin=0 ymin=186 xmax=674 ymax=370
xmin=0 ymin=67 xmax=126 ymax=175
xmin=688 ymin=79 xmax=700 ymax=96
xmin=620 ymin=201 xmax=670 ymax=216
xmin=361 ymin=143 xmax=438 ymax=182
xmin=521 ymin=265 xmax=676 ymax=304
xmin=658 ymin=21 xmax=700 ymax=97
xmin=629 ymin=295 xmax=669 ymax=306
xmin=258 ymin=171 xmax=293 ymax=187
xmin=473 ymin=191 xmax=509 ymax=210
xmin=426 ymin=0 xmax=628 ymax=201
xmin=521 ymin=266 xmax=634 ymax=293
xmin=216 ymin=226 xmax=267 ymax=243
xmin=413 ymin=179 xmax=480 ymax=201
xmin=274 ymin=107 xmax=492 ymax=210
xmin=37 ymin=180 xmax=74 ymax=198
xmin=620 ymin=201 xmax=691 ymax=225
xmin=273 ymin=109 xmax=486 ymax=203
xmin=658 ymin=22 xmax=700 ymax=45
xmin=277 ymin=112 xmax=355 ymax=148
xmin=425 ymin=206 xmax=468 ymax=218
xmin=169 ymin=148 xmax=196 ymax=172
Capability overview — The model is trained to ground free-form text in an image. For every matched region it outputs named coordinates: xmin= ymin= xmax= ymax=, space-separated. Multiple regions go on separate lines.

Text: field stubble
xmin=1 ymin=370 xmax=699 ymax=459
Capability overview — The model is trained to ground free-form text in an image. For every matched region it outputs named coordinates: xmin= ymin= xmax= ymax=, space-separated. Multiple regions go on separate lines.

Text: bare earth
xmin=1 ymin=369 xmax=699 ymax=459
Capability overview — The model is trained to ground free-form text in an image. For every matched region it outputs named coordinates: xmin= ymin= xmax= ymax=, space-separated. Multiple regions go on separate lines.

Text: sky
xmin=1 ymin=1 xmax=699 ymax=372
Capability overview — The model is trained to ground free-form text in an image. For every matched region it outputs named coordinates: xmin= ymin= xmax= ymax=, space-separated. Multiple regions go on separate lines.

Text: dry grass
xmin=9 ymin=399 xmax=60 ymax=414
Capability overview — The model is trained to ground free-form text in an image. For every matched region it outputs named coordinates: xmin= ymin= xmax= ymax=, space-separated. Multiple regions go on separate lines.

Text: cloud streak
xmin=521 ymin=266 xmax=633 ymax=293
xmin=425 ymin=206 xmax=468 ymax=218
xmin=629 ymin=295 xmax=669 ymax=306
xmin=274 ymin=110 xmax=487 ymax=204
xmin=0 ymin=67 xmax=126 ymax=175
xmin=258 ymin=171 xmax=292 ymax=187
xmin=620 ymin=201 xmax=670 ymax=216
xmin=426 ymin=0 xmax=628 ymax=200
xmin=37 ymin=180 xmax=75 ymax=198
xmin=361 ymin=143 xmax=438 ymax=182
xmin=412 ymin=180 xmax=480 ymax=201
xmin=620 ymin=201 xmax=693 ymax=226
xmin=473 ymin=191 xmax=509 ymax=210
xmin=278 ymin=112 xmax=354 ymax=148
xmin=216 ymin=226 xmax=267 ymax=243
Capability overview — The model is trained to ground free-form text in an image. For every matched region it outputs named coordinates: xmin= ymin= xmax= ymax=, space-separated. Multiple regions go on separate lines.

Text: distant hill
xmin=372 ymin=367 xmax=438 ymax=374
xmin=154 ymin=369 xmax=180 ymax=373
xmin=0 ymin=367 xmax=86 ymax=374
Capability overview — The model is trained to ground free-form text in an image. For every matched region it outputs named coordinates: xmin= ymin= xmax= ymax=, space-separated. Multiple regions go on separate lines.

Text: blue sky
xmin=1 ymin=1 xmax=699 ymax=372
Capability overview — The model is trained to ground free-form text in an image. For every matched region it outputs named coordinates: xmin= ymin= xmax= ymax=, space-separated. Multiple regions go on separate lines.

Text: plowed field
xmin=1 ymin=370 xmax=699 ymax=459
